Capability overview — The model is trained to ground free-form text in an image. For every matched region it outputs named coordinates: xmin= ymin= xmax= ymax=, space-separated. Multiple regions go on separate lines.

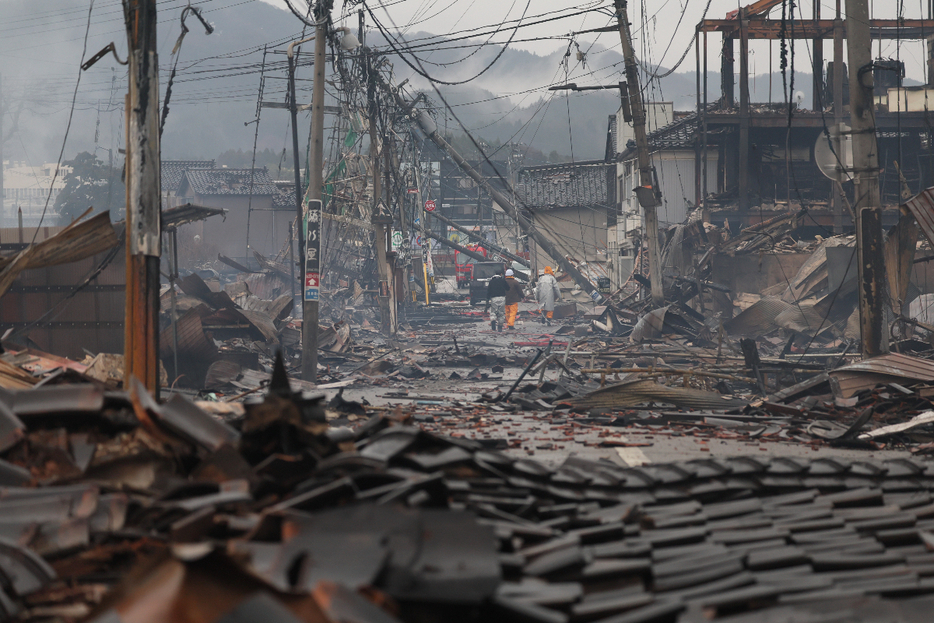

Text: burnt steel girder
xmin=700 ymin=19 xmax=934 ymax=39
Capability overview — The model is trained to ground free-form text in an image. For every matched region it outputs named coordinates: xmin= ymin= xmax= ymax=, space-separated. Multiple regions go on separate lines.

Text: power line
xmin=366 ymin=0 xmax=532 ymax=86
xmin=32 ymin=0 xmax=96 ymax=241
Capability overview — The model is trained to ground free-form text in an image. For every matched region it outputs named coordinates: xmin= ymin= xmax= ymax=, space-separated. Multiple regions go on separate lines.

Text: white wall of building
xmin=616 ymin=102 xmax=674 ymax=151
xmin=1 ymin=162 xmax=70 ymax=226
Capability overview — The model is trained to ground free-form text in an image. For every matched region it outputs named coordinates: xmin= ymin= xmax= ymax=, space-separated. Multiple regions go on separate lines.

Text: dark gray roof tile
xmin=180 ymin=168 xmax=277 ymax=196
xmin=162 ymin=160 xmax=215 ymax=193
xmin=517 ymin=161 xmax=611 ymax=210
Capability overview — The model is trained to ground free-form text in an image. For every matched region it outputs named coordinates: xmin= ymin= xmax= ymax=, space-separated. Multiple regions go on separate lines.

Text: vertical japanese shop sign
xmin=304 ymin=199 xmax=322 ymax=301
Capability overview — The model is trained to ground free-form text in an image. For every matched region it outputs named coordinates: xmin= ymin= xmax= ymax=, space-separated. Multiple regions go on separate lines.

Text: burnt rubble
xmin=5 ymin=358 xmax=934 ymax=622
xmin=9 ymin=191 xmax=934 ymax=623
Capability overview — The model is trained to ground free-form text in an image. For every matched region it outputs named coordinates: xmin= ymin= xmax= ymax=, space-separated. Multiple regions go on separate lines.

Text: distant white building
xmin=615 ymin=102 xmax=718 ymax=228
xmin=2 ymin=161 xmax=71 ymax=226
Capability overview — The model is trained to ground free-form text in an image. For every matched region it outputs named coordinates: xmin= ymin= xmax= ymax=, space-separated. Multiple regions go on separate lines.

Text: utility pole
xmin=1 ymin=74 xmax=4 ymax=226
xmin=124 ymin=0 xmax=162 ymax=394
xmin=301 ymin=4 xmax=330 ymax=382
xmin=367 ymin=55 xmax=396 ymax=334
xmin=832 ymin=0 xmax=845 ymax=233
xmin=423 ymin=228 xmax=487 ymax=261
xmin=613 ymin=0 xmax=664 ymax=307
xmin=287 ymin=35 xmax=315 ymax=381
xmin=413 ymin=149 xmax=431 ymax=305
xmin=846 ymin=0 xmax=887 ymax=357
xmin=737 ymin=8 xmax=750 ymax=211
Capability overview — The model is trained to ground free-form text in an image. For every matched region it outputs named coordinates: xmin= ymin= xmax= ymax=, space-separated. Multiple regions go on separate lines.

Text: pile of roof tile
xmin=7 ymin=359 xmax=934 ymax=622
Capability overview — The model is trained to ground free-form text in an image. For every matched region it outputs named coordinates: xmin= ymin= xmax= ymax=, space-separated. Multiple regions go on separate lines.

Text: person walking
xmin=504 ymin=268 xmax=524 ymax=330
xmin=535 ymin=266 xmax=561 ymax=326
xmin=485 ymin=268 xmax=507 ymax=332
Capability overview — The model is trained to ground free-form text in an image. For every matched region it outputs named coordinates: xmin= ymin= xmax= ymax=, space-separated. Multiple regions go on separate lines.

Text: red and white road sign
xmin=424 ymin=199 xmax=436 ymax=212
xmin=305 ymin=272 xmax=320 ymax=288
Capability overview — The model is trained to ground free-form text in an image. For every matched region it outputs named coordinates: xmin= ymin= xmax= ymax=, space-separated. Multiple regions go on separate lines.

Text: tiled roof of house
xmin=178 ymin=168 xmax=278 ymax=196
xmin=516 ymin=161 xmax=611 ymax=210
xmin=617 ymin=105 xmax=719 ymax=160
xmin=273 ymin=182 xmax=296 ymax=209
xmin=162 ymin=160 xmax=215 ymax=193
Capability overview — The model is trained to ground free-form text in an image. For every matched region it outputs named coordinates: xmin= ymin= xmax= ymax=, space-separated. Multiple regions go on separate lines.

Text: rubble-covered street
xmin=7 ymin=0 xmax=934 ymax=620
xmin=8 ymin=267 xmax=934 ymax=622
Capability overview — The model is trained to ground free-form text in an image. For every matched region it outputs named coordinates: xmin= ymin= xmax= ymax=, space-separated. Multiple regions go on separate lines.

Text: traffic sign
xmin=424 ymin=199 xmax=436 ymax=212
xmin=304 ymin=271 xmax=320 ymax=301
xmin=391 ymin=230 xmax=404 ymax=251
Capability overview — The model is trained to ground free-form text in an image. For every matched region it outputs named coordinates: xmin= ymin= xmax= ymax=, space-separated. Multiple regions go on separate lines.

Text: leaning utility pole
xmin=422 ymin=228 xmax=488 ymax=262
xmin=370 ymin=61 xmax=603 ymax=300
xmin=124 ymin=0 xmax=162 ymax=393
xmin=613 ymin=0 xmax=664 ymax=307
xmin=846 ymin=0 xmax=888 ymax=357
xmin=413 ymin=111 xmax=604 ymax=301
xmin=428 ymin=209 xmax=530 ymax=267
xmin=367 ymin=56 xmax=396 ymax=334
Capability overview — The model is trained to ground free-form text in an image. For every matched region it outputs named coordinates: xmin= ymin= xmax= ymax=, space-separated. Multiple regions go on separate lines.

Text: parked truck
xmin=454 ymin=243 xmax=487 ymax=289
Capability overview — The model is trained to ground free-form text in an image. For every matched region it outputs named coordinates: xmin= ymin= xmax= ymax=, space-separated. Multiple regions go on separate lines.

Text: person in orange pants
xmin=504 ymin=268 xmax=523 ymax=329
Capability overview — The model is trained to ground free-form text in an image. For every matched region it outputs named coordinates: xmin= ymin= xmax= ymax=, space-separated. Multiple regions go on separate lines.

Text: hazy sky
xmin=260 ymin=0 xmax=932 ymax=83
xmin=0 ymin=0 xmax=929 ymax=166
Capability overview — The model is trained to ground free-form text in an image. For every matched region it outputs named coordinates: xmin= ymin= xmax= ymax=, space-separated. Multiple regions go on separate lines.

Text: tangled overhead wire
xmin=161 ymin=4 xmax=215 ymax=137
xmin=363 ymin=0 xmax=532 ymax=87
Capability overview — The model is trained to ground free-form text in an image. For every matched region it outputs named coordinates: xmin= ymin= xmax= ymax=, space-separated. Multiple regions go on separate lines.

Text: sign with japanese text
xmin=304 ymin=272 xmax=320 ymax=300
xmin=304 ymin=199 xmax=322 ymax=301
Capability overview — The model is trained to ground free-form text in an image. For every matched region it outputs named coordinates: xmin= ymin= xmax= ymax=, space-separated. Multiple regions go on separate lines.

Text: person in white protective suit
xmin=535 ymin=266 xmax=561 ymax=326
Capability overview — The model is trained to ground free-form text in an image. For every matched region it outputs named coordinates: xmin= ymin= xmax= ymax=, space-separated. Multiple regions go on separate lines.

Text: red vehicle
xmin=454 ymin=243 xmax=487 ymax=289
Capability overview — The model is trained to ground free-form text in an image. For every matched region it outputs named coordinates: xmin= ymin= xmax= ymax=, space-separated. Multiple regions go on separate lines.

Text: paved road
xmin=323 ymin=302 xmax=922 ymax=469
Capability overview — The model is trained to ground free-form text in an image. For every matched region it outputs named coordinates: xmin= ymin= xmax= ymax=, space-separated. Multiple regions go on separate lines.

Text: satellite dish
xmin=814 ymin=122 xmax=854 ymax=183
xmin=795 ymin=91 xmax=805 ymax=106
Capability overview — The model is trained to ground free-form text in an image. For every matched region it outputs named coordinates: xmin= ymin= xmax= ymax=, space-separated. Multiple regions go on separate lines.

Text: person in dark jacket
xmin=504 ymin=269 xmax=524 ymax=329
xmin=485 ymin=268 xmax=507 ymax=332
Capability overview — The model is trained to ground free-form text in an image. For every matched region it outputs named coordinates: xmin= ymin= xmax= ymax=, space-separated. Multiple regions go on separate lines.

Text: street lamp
xmin=549 ymin=82 xmax=632 ymax=122
xmin=286 ymin=22 xmax=360 ymax=383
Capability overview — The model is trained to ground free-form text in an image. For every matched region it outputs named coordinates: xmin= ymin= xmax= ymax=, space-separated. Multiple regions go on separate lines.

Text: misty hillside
xmin=1 ymin=0 xmax=823 ymax=168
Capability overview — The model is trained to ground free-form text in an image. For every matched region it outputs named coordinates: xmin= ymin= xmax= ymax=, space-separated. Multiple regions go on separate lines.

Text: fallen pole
xmin=427 ymin=209 xmax=529 ymax=267
xmin=373 ymin=68 xmax=604 ymax=301
xmin=423 ymin=229 xmax=487 ymax=262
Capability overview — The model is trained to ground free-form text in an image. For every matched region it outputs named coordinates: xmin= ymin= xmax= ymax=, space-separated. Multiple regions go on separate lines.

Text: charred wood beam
xmin=700 ymin=18 xmax=934 ymax=39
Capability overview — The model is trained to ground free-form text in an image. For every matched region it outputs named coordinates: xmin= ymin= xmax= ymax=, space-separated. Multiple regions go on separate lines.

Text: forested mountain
xmin=1 ymin=0 xmax=815 ymax=166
